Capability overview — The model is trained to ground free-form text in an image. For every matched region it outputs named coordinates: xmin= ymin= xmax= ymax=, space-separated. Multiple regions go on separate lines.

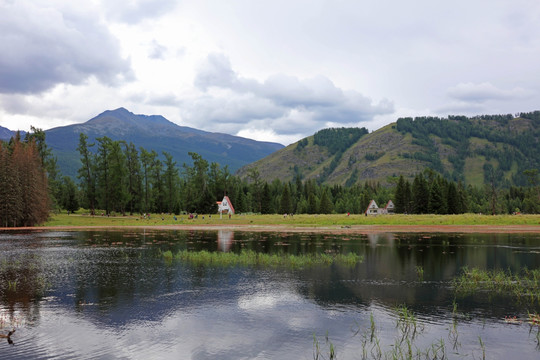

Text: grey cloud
xmin=260 ymin=74 xmax=344 ymax=108
xmin=447 ymin=82 xmax=526 ymax=103
xmin=191 ymin=53 xmax=394 ymax=135
xmin=181 ymin=94 xmax=285 ymax=125
xmin=146 ymin=93 xmax=179 ymax=106
xmin=194 ymin=53 xmax=239 ymax=90
xmin=102 ymin=0 xmax=177 ymax=24
xmin=0 ymin=1 xmax=133 ymax=94
xmin=0 ymin=94 xmax=31 ymax=115
xmin=149 ymin=40 xmax=167 ymax=60
xmin=435 ymin=102 xmax=486 ymax=115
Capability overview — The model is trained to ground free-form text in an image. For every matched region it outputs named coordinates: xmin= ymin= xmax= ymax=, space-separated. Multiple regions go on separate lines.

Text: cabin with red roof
xmin=217 ymin=195 xmax=235 ymax=215
xmin=365 ymin=199 xmax=379 ymax=215
xmin=365 ymin=199 xmax=394 ymax=215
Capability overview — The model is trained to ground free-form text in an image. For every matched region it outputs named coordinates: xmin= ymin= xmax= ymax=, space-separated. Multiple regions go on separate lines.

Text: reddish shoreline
xmin=2 ymin=224 xmax=540 ymax=234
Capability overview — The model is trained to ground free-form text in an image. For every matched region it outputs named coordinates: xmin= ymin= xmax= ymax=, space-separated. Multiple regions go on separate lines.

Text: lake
xmin=1 ymin=229 xmax=539 ymax=359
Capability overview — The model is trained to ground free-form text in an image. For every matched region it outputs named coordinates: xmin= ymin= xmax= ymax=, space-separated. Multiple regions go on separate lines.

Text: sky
xmin=1 ymin=0 xmax=539 ymax=145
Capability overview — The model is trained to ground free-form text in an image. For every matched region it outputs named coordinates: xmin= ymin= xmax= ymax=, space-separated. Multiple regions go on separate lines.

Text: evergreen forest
xmin=396 ymin=111 xmax=540 ymax=186
xmin=1 ymin=120 xmax=539 ymax=227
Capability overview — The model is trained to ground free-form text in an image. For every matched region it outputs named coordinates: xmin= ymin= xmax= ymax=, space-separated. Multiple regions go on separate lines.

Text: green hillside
xmin=238 ymin=112 xmax=540 ymax=188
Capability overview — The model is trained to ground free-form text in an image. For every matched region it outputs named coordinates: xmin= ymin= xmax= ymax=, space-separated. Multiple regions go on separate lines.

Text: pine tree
xmin=457 ymin=181 xmax=468 ymax=214
xmin=60 ymin=176 xmax=79 ymax=213
xmin=77 ymin=133 xmax=96 ymax=215
xmin=394 ymin=175 xmax=406 ymax=213
xmin=140 ymin=147 xmax=155 ymax=213
xmin=95 ymin=137 xmax=112 ymax=214
xmin=428 ymin=178 xmax=446 ymax=214
xmin=279 ymin=183 xmax=292 ymax=214
xmin=151 ymin=151 xmax=165 ymax=213
xmin=108 ymin=140 xmax=129 ymax=214
xmin=404 ymin=180 xmax=412 ymax=213
xmin=446 ymin=181 xmax=459 ymax=214
xmin=124 ymin=142 xmax=142 ymax=215
xmin=3 ymin=137 xmax=49 ymax=226
xmin=307 ymin=191 xmax=318 ymax=214
xmin=261 ymin=183 xmax=272 ymax=214
xmin=412 ymin=174 xmax=429 ymax=214
xmin=163 ymin=152 xmax=179 ymax=214
xmin=0 ymin=144 xmax=22 ymax=226
xmin=319 ymin=188 xmax=333 ymax=214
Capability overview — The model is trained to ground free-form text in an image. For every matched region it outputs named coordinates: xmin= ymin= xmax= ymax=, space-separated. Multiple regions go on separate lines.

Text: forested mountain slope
xmin=238 ymin=112 xmax=540 ymax=187
xmin=0 ymin=125 xmax=25 ymax=141
xmin=44 ymin=108 xmax=283 ymax=177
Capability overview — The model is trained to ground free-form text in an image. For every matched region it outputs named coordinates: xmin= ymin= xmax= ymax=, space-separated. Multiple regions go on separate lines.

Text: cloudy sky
xmin=1 ymin=0 xmax=539 ymax=145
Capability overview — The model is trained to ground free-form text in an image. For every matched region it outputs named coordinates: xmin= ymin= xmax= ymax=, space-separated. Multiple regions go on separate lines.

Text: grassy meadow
xmin=42 ymin=210 xmax=540 ymax=228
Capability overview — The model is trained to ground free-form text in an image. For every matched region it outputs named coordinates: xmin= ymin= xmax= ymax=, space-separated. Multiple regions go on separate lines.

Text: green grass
xmin=41 ymin=211 xmax=540 ymax=228
xmin=167 ymin=249 xmax=362 ymax=268
xmin=454 ymin=267 xmax=540 ymax=303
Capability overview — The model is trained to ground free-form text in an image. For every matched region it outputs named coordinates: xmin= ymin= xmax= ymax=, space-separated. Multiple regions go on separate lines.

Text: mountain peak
xmin=87 ymin=107 xmax=174 ymax=129
xmin=44 ymin=108 xmax=284 ymax=178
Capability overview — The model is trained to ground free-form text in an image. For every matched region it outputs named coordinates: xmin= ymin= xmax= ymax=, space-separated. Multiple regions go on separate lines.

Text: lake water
xmin=0 ymin=229 xmax=539 ymax=359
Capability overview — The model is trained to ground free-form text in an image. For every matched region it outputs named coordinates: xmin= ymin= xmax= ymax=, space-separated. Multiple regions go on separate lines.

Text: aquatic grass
xmin=415 ymin=266 xmax=424 ymax=281
xmin=449 ymin=300 xmax=461 ymax=350
xmin=0 ymin=253 xmax=50 ymax=302
xmin=162 ymin=250 xmax=173 ymax=262
xmin=313 ymin=331 xmax=336 ymax=360
xmin=528 ymin=312 xmax=540 ymax=326
xmin=478 ymin=336 xmax=486 ymax=360
xmin=453 ymin=267 xmax=540 ymax=303
xmin=394 ymin=305 xmax=420 ymax=343
xmin=169 ymin=249 xmax=363 ymax=269
xmin=7 ymin=280 xmax=17 ymax=291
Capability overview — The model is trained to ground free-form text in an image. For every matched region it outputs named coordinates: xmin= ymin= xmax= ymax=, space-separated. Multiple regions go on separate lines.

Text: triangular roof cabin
xmin=365 ymin=199 xmax=379 ymax=215
xmin=217 ymin=195 xmax=235 ymax=214
xmin=384 ymin=200 xmax=395 ymax=214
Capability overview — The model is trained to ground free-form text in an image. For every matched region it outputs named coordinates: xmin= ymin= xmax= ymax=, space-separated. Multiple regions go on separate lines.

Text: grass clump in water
xmin=168 ymin=249 xmax=362 ymax=268
xmin=453 ymin=267 xmax=540 ymax=303
xmin=161 ymin=250 xmax=173 ymax=262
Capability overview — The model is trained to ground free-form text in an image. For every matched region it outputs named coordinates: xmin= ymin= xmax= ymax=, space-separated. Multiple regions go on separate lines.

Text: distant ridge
xmin=237 ymin=112 xmax=540 ymax=188
xmin=42 ymin=108 xmax=283 ymax=178
xmin=0 ymin=125 xmax=26 ymax=141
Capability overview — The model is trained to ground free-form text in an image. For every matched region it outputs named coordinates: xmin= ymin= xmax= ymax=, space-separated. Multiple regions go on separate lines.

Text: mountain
xmin=0 ymin=125 xmax=25 ymax=141
xmin=237 ymin=112 xmax=540 ymax=188
xmin=44 ymin=108 xmax=283 ymax=178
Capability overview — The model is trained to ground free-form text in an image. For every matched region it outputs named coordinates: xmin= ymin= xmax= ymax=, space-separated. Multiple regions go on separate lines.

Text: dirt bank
xmin=2 ymin=224 xmax=540 ymax=234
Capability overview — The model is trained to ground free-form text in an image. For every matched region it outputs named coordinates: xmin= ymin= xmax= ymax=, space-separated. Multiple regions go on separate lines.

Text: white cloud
xmin=100 ymin=0 xmax=178 ymax=24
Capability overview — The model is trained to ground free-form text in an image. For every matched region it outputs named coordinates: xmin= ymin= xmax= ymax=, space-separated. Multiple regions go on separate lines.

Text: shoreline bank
xmin=2 ymin=224 xmax=540 ymax=234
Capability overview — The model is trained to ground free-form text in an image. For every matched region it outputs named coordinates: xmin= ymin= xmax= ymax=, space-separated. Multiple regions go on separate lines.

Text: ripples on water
xmin=0 ymin=230 xmax=539 ymax=359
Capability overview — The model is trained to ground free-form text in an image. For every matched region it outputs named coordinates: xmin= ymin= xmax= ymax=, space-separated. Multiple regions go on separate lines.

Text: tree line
xmin=0 ymin=132 xmax=49 ymax=226
xmin=73 ymin=132 xmax=539 ymax=216
xmin=1 ymin=129 xmax=539 ymax=228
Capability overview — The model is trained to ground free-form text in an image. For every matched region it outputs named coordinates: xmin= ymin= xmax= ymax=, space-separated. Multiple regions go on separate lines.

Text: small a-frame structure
xmin=217 ymin=196 xmax=235 ymax=218
xmin=384 ymin=200 xmax=395 ymax=214
xmin=365 ymin=199 xmax=379 ymax=215
xmin=365 ymin=199 xmax=395 ymax=215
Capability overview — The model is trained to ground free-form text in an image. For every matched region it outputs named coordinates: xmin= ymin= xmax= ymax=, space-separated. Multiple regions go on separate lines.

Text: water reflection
xmin=217 ymin=230 xmax=233 ymax=252
xmin=0 ymin=230 xmax=539 ymax=359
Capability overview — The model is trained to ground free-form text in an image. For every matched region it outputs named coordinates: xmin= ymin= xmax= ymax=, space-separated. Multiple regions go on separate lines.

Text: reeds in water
xmin=166 ymin=249 xmax=363 ymax=268
xmin=453 ymin=267 xmax=540 ymax=303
